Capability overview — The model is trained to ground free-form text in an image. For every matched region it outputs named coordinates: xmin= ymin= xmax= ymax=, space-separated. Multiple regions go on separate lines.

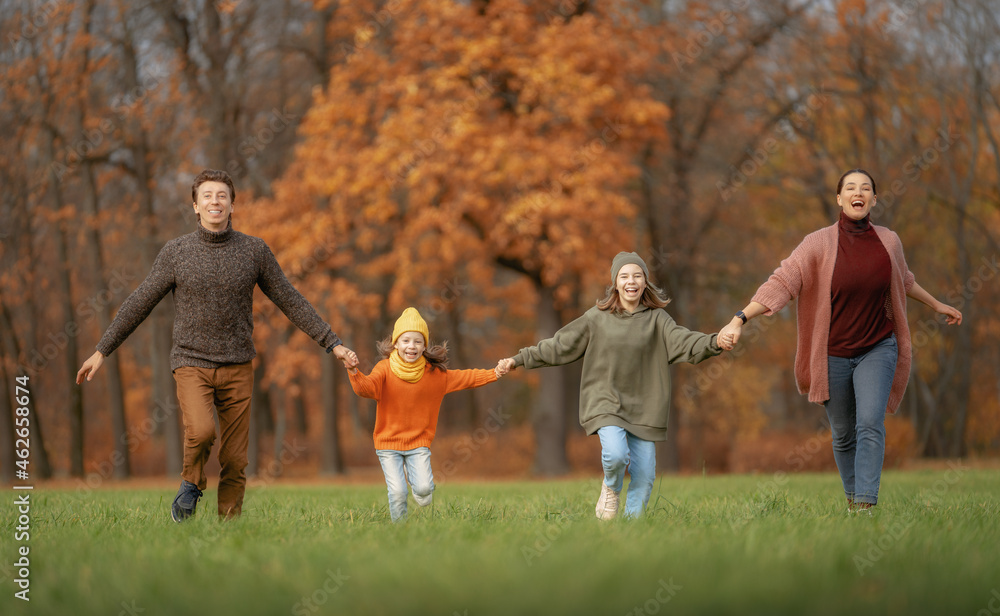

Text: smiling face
xmin=836 ymin=172 xmax=876 ymax=221
xmin=192 ymin=181 xmax=234 ymax=231
xmin=616 ymin=263 xmax=647 ymax=312
xmin=394 ymin=331 xmax=426 ymax=363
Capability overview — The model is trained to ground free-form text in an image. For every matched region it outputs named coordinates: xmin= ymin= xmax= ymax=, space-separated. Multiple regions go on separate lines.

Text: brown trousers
xmin=173 ymin=362 xmax=253 ymax=518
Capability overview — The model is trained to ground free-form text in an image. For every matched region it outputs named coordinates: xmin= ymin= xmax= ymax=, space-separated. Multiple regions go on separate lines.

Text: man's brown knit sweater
xmin=97 ymin=223 xmax=341 ymax=370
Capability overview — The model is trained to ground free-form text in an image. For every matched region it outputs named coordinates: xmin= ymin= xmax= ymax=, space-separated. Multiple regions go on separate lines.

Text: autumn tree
xmin=246 ymin=0 xmax=670 ymax=474
xmin=0 ymin=0 xmax=350 ymax=478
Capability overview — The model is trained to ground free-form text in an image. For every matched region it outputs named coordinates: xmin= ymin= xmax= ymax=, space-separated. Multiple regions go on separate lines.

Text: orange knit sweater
xmin=348 ymin=360 xmax=498 ymax=450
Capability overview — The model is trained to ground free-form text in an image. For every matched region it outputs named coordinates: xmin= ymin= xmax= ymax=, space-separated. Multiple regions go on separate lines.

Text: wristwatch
xmin=735 ymin=311 xmax=747 ymax=324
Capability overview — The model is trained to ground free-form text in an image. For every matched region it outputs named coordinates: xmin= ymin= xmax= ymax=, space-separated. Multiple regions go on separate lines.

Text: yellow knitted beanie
xmin=391 ymin=307 xmax=429 ymax=345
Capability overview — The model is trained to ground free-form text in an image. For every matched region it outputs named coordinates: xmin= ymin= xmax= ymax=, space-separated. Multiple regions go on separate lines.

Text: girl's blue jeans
xmin=824 ymin=334 xmax=898 ymax=506
xmin=597 ymin=426 xmax=656 ymax=518
xmin=375 ymin=447 xmax=434 ymax=522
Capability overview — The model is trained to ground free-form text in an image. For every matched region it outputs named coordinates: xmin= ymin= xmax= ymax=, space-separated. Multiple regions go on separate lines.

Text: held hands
xmin=495 ymin=357 xmax=517 ymax=379
xmin=334 ymin=345 xmax=359 ymax=373
xmin=717 ymin=319 xmax=743 ymax=351
xmin=76 ymin=350 xmax=105 ymax=384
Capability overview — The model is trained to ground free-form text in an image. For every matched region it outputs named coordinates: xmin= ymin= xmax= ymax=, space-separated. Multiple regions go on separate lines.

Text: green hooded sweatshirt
xmin=514 ymin=305 xmax=721 ymax=441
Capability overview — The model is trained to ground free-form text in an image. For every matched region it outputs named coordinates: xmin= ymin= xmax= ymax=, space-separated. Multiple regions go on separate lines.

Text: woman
xmin=499 ymin=252 xmax=731 ymax=519
xmin=719 ymin=169 xmax=962 ymax=513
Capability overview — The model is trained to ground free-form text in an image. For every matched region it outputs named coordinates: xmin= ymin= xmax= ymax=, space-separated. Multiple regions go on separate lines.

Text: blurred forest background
xmin=2 ymin=0 xmax=998 ymax=484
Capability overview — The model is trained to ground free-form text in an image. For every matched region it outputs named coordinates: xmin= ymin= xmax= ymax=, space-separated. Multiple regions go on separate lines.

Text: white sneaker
xmin=595 ymin=483 xmax=620 ymax=520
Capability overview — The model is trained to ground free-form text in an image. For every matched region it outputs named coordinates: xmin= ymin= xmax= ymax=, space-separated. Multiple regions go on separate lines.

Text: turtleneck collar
xmin=838 ymin=211 xmax=871 ymax=235
xmin=198 ymin=221 xmax=233 ymax=243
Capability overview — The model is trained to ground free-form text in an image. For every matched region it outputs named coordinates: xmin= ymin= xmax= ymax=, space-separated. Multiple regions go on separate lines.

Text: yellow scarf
xmin=389 ymin=349 xmax=426 ymax=383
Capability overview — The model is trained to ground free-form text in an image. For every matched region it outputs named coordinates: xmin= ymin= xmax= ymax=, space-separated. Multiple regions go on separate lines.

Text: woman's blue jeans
xmin=824 ymin=334 xmax=897 ymax=505
xmin=597 ymin=426 xmax=656 ymax=518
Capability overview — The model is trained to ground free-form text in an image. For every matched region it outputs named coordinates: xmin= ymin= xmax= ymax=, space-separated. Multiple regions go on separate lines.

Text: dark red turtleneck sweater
xmin=828 ymin=212 xmax=895 ymax=358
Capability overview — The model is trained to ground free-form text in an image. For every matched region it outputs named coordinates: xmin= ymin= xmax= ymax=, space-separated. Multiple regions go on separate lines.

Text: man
xmin=77 ymin=169 xmax=353 ymax=521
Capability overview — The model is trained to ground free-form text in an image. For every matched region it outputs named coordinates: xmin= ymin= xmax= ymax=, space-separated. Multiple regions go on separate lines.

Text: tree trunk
xmin=294 ymin=376 xmax=309 ymax=434
xmin=531 ymin=284 xmax=569 ymax=476
xmin=944 ymin=170 xmax=974 ymax=457
xmin=42 ymin=132 xmax=86 ymax=476
xmin=321 ymin=351 xmax=345 ymax=474
xmin=79 ymin=165 xmax=131 ymax=478
xmin=155 ymin=0 xmax=245 ymax=168
xmin=351 ymin=384 xmax=372 ymax=433
xmin=119 ymin=6 xmax=182 ymax=475
xmin=660 ymin=366 xmax=681 ymax=472
xmin=58 ymin=221 xmax=85 ymax=477
xmin=0 ymin=302 xmax=52 ymax=479
xmin=912 ymin=151 xmax=976 ymax=458
xmin=914 ymin=372 xmax=941 ymax=456
xmin=945 ymin=321 xmax=973 ymax=457
xmin=447 ymin=299 xmax=480 ymax=429
xmin=248 ymin=357 xmax=274 ymax=476
xmin=271 ymin=383 xmax=287 ymax=477
xmin=0 ymin=354 xmax=15 ymax=482
xmin=155 ymin=317 xmax=183 ymax=475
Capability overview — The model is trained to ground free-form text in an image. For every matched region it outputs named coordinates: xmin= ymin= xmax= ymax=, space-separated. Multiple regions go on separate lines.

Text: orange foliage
xmin=245 ymin=0 xmax=671 ymax=379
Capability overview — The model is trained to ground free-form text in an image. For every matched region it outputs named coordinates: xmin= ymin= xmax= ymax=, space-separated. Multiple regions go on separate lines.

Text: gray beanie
xmin=611 ymin=251 xmax=649 ymax=281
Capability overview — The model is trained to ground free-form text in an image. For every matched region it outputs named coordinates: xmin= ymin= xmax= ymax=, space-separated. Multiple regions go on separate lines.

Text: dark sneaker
xmin=171 ymin=480 xmax=203 ymax=523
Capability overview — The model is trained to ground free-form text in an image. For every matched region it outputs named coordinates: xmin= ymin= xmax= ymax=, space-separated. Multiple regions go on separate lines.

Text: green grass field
xmin=2 ymin=467 xmax=999 ymax=615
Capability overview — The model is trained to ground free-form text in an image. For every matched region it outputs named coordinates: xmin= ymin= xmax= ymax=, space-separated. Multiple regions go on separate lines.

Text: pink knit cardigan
xmin=751 ymin=222 xmax=915 ymax=414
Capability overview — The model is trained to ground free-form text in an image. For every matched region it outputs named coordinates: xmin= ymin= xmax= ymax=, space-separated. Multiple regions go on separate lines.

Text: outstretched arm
xmin=256 ymin=242 xmax=344 ymax=351
xmin=444 ymin=368 xmax=499 ymax=393
xmin=718 ymin=301 xmax=769 ymax=349
xmin=80 ymin=243 xmax=177 ymax=385
xmin=662 ymin=314 xmax=724 ymax=364
xmin=510 ymin=312 xmax=590 ymax=370
xmin=719 ymin=236 xmax=818 ymax=349
xmin=907 ymin=281 xmax=962 ymax=325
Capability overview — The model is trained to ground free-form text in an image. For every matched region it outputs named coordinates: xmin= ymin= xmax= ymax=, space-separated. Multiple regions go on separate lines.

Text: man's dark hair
xmin=191 ymin=169 xmax=236 ymax=203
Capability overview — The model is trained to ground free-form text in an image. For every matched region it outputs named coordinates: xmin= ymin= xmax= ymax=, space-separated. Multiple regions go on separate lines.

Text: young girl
xmin=343 ymin=307 xmax=504 ymax=522
xmin=499 ymin=252 xmax=733 ymax=520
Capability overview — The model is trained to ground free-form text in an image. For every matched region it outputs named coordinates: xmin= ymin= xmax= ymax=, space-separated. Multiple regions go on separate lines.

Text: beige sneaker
xmin=850 ymin=502 xmax=875 ymax=517
xmin=595 ymin=483 xmax=620 ymax=520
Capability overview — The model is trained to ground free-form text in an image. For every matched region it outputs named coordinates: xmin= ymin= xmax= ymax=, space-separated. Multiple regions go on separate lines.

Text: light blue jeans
xmin=597 ymin=426 xmax=657 ymax=518
xmin=824 ymin=334 xmax=898 ymax=506
xmin=375 ymin=447 xmax=435 ymax=522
